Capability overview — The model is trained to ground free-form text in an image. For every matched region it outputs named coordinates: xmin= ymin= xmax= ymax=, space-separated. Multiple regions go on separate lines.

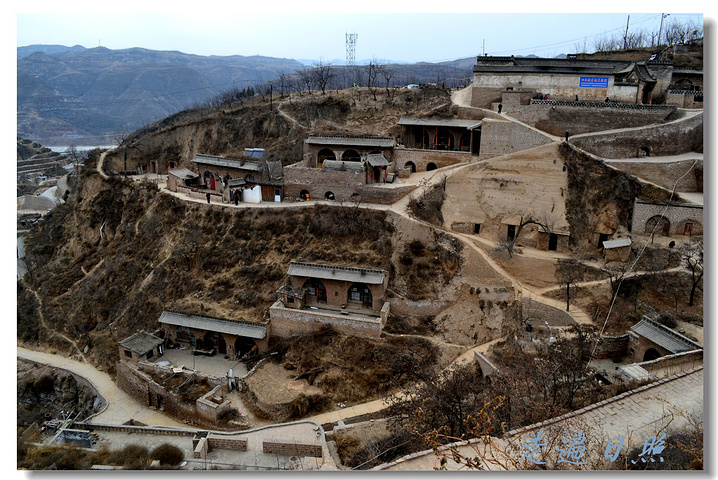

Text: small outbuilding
xmin=602 ymin=237 xmax=632 ymax=263
xmin=118 ymin=330 xmax=164 ymax=363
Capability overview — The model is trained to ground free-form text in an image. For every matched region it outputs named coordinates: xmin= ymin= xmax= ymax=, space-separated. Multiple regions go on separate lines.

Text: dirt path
xmin=21 ymin=279 xmax=87 ymax=362
xmin=17 ymin=346 xmax=185 ymax=427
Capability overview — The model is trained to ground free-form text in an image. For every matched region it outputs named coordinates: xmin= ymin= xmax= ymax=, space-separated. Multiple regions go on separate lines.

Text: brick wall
xmin=269 ymin=300 xmax=386 ymax=339
xmin=631 ymin=200 xmax=703 ymax=236
xmin=592 ymin=334 xmax=630 ymax=359
xmin=263 ymin=439 xmax=323 ymax=458
xmin=572 ymin=111 xmax=703 ymax=158
xmin=283 ymin=164 xmax=412 ymax=204
xmin=392 ymin=148 xmax=470 ymax=172
xmin=207 ymin=434 xmax=248 ymax=451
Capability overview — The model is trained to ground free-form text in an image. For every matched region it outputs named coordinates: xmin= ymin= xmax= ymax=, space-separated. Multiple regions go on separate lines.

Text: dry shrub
xmin=150 ymin=443 xmax=184 ymax=466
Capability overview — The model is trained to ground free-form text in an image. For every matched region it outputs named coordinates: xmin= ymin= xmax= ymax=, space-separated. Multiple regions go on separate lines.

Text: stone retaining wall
xmin=269 ymin=300 xmax=388 ymax=340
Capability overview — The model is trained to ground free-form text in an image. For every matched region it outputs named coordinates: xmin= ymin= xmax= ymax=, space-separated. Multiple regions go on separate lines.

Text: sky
xmin=15 ymin=7 xmax=708 ymax=64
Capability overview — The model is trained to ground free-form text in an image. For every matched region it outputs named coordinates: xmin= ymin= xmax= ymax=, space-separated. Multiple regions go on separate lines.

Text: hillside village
xmin=17 ymin=41 xmax=704 ymax=470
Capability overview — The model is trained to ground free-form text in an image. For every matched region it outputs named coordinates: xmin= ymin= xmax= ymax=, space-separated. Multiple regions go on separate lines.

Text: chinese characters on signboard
xmin=579 ymin=76 xmax=609 ymax=88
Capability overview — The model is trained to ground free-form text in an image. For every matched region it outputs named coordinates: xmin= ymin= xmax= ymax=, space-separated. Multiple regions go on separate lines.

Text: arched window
xmin=300 ymin=190 xmax=310 ymax=201
xmin=347 ymin=283 xmax=373 ymax=309
xmin=324 ymin=191 xmax=335 ymax=200
xmin=426 ymin=162 xmax=438 ymax=171
xmin=405 ymin=161 xmax=416 ymax=173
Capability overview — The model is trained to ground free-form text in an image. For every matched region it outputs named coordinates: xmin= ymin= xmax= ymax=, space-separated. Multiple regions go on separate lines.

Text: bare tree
xmin=682 ymin=240 xmax=703 ymax=307
xmin=555 ymin=257 xmax=586 ymax=311
xmin=501 ymin=215 xmax=552 ymax=258
xmin=298 ymin=68 xmax=314 ymax=94
xmin=312 ymin=59 xmax=335 ymax=95
xmin=365 ymin=60 xmax=380 ymax=100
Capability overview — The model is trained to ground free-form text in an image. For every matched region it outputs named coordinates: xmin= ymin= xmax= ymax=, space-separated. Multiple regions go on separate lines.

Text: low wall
xmin=263 ymin=439 xmax=323 ymax=458
xmin=269 ymin=300 xmax=387 ymax=340
xmin=638 ymin=349 xmax=703 ymax=375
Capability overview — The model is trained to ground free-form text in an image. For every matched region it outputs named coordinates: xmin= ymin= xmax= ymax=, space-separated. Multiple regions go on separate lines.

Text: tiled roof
xmin=119 ymin=330 xmax=164 ymax=354
xmin=158 ymin=310 xmax=267 ymax=339
xmin=473 ymin=56 xmax=636 ymax=75
xmin=366 ymin=153 xmax=390 ymax=167
xmin=398 ymin=116 xmax=481 ymax=129
xmin=168 ymin=168 xmax=199 ymax=179
xmin=630 ymin=317 xmax=702 ymax=353
xmin=603 ymin=237 xmax=631 ymax=249
xmin=191 ymin=154 xmax=263 ymax=171
xmin=287 ymin=261 xmax=386 ymax=285
xmin=306 ymin=135 xmax=395 ymax=148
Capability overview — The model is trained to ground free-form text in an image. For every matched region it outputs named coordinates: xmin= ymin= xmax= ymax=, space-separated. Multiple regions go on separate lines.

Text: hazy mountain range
xmin=17 ymin=44 xmax=546 ymax=146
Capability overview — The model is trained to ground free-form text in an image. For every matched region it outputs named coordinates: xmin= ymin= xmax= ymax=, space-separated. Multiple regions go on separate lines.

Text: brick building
xmin=159 ymin=310 xmax=270 ymax=358
xmin=270 ymin=261 xmax=390 ymax=339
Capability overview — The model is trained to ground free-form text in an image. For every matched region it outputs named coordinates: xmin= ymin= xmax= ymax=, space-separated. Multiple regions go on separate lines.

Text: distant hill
xmin=17 ymin=45 xmax=307 ymax=145
xmin=16 ymin=44 xmax=502 ymax=146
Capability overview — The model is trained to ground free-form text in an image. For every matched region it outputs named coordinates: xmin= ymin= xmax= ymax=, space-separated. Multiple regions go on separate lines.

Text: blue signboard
xmin=579 ymin=76 xmax=609 ymax=88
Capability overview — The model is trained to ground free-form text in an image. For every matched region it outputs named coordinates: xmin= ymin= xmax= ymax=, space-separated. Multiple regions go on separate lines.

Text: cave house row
xmin=153 ymin=48 xmax=701 ymax=252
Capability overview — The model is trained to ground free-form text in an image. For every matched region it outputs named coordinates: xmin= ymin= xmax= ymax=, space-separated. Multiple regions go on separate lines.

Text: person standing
xmin=206 ymin=192 xmax=211 ymax=204
xmin=498 ymin=103 xmax=503 ymax=114
xmin=565 ymin=131 xmax=570 ymax=142
xmin=234 ymin=188 xmax=240 ymax=205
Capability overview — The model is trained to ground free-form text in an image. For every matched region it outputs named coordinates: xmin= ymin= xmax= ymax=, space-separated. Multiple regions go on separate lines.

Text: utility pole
xmin=658 ymin=13 xmax=670 ymax=46
xmin=623 ymin=15 xmax=630 ymax=49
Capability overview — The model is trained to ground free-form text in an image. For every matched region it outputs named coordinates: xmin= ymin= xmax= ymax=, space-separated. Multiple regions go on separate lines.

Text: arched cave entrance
xmin=643 ymin=348 xmax=661 ymax=362
xmin=317 ymin=148 xmax=335 ymax=168
xmin=303 ymin=278 xmax=327 ymax=304
xmin=342 ymin=149 xmax=361 ymax=162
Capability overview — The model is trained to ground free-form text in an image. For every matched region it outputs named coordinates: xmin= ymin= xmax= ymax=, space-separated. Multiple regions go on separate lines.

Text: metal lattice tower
xmin=346 ymin=32 xmax=358 ymax=67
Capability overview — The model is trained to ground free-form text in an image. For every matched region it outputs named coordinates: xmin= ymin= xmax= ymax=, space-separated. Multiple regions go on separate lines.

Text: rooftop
xmin=287 ymin=261 xmax=386 ymax=285
xmin=398 ymin=116 xmax=482 ymax=129
xmin=473 ymin=55 xmax=637 ymax=76
xmin=306 ymin=135 xmax=395 ymax=148
xmin=168 ymin=168 xmax=199 ymax=180
xmin=158 ymin=310 xmax=268 ymax=340
xmin=602 ymin=237 xmax=631 ymax=249
xmin=119 ymin=330 xmax=164 ymax=354
xmin=630 ymin=316 xmax=702 ymax=354
xmin=191 ymin=154 xmax=263 ymax=171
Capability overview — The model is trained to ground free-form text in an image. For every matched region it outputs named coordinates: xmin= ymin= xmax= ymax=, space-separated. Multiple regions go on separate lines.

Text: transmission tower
xmin=346 ymin=32 xmax=358 ymax=67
